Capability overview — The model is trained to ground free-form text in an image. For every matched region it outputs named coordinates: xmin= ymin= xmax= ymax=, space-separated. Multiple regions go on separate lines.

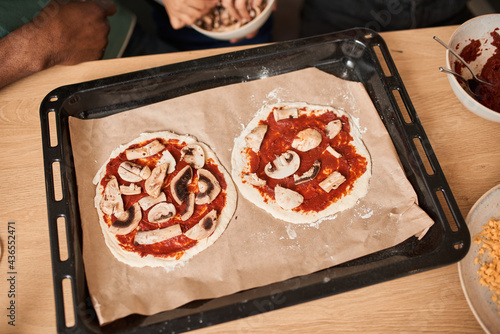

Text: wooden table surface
xmin=1 ymin=25 xmax=499 ymax=333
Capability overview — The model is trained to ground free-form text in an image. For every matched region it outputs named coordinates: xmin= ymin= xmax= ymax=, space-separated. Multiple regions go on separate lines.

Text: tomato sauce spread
xmin=247 ymin=107 xmax=368 ymax=213
xmin=100 ymin=138 xmax=228 ymax=258
xmin=456 ymin=29 xmax=500 ymax=113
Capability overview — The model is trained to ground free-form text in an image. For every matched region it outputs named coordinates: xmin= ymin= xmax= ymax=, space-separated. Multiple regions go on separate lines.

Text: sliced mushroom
xmin=134 ymin=224 xmax=183 ymax=245
xmin=195 ymin=169 xmax=221 ymax=205
xmin=119 ymin=183 xmax=142 ymax=195
xmin=170 ymin=165 xmax=193 ymax=205
xmin=250 ymin=6 xmax=262 ymax=18
xmin=294 ymin=160 xmax=321 ymax=185
xmin=274 ymin=185 xmax=304 ymax=210
xmin=319 ymin=171 xmax=346 ymax=192
xmin=325 ymin=120 xmax=342 ymax=139
xmin=118 ymin=161 xmax=151 ymax=183
xmin=181 ymin=144 xmax=205 ymax=169
xmin=264 ymin=150 xmax=301 ymax=179
xmin=144 ymin=163 xmax=168 ymax=198
xmin=274 ymin=107 xmax=298 ymax=121
xmin=181 ymin=192 xmax=195 ymax=221
xmin=291 ymin=128 xmax=323 ymax=152
xmin=325 ymin=146 xmax=342 ymax=158
xmin=148 ymin=202 xmax=176 ymax=224
xmin=138 ymin=192 xmax=166 ymax=210
xmin=139 ymin=166 xmax=152 ymax=179
xmin=125 ymin=139 xmax=165 ymax=160
xmin=109 ymin=203 xmax=141 ymax=235
xmin=184 ymin=209 xmax=218 ymax=240
xmin=100 ymin=176 xmax=124 ymax=215
xmin=158 ymin=149 xmax=176 ymax=174
xmin=245 ymin=124 xmax=268 ymax=152
xmin=242 ymin=173 xmax=266 ymax=187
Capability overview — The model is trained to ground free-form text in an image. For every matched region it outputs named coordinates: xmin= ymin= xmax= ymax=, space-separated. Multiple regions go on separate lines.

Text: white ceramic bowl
xmin=191 ymin=0 xmax=275 ymax=41
xmin=446 ymin=14 xmax=500 ymax=122
xmin=458 ymin=183 xmax=500 ymax=334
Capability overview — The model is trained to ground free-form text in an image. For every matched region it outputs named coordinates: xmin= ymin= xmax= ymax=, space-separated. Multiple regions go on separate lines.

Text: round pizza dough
xmin=93 ymin=131 xmax=237 ymax=269
xmin=231 ymin=102 xmax=371 ymax=224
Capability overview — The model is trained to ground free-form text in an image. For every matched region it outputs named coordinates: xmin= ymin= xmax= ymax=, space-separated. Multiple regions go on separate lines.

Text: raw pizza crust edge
xmin=93 ymin=131 xmax=238 ymax=269
xmin=231 ymin=102 xmax=372 ymax=224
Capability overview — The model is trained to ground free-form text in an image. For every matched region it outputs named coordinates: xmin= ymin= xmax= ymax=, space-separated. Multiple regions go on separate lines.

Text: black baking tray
xmin=40 ymin=28 xmax=470 ymax=333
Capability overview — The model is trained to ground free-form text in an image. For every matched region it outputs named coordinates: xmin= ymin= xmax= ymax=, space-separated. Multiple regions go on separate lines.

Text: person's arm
xmin=0 ymin=0 xmax=116 ymax=89
xmin=162 ymin=0 xmax=219 ymax=29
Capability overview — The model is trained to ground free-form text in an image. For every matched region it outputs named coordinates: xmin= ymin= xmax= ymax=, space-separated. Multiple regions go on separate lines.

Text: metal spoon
xmin=439 ymin=67 xmax=484 ymax=99
xmin=433 ymin=36 xmax=493 ymax=87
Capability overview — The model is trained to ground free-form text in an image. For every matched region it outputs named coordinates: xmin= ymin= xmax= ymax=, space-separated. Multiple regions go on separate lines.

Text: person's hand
xmin=0 ymin=0 xmax=116 ymax=89
xmin=162 ymin=0 xmax=219 ymax=29
xmin=221 ymin=0 xmax=263 ymax=23
xmin=38 ymin=0 xmax=117 ymax=66
xmin=224 ymin=0 xmax=275 ymax=44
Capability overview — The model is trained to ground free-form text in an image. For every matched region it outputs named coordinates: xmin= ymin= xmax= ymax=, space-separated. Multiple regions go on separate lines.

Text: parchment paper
xmin=69 ymin=68 xmax=434 ymax=325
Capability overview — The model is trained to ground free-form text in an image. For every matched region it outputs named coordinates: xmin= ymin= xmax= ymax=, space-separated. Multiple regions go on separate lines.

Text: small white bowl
xmin=459 ymin=183 xmax=500 ymax=334
xmin=191 ymin=0 xmax=275 ymax=41
xmin=446 ymin=14 xmax=500 ymax=122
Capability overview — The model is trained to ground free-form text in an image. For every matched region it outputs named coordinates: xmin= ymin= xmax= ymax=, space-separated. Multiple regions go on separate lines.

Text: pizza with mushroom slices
xmin=93 ymin=131 xmax=237 ymax=268
xmin=231 ymin=102 xmax=371 ymax=224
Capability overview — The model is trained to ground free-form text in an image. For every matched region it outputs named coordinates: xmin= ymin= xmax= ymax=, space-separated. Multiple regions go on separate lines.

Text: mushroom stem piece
xmin=319 ymin=171 xmax=346 ymax=192
xmin=325 ymin=146 xmax=342 ymax=159
xmin=134 ymin=224 xmax=183 ymax=245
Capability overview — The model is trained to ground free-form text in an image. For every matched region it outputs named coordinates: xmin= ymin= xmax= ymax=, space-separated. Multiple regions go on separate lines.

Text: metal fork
xmin=433 ymin=36 xmax=493 ymax=87
xmin=439 ymin=67 xmax=485 ymax=99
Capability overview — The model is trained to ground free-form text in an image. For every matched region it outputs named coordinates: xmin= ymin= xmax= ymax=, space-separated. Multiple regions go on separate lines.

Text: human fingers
xmin=83 ymin=1 xmax=113 ymax=35
xmin=256 ymin=0 xmax=277 ymax=10
xmin=186 ymin=0 xmax=219 ymax=12
xmin=221 ymin=0 xmax=239 ymax=20
xmin=229 ymin=29 xmax=258 ymax=44
xmin=252 ymin=0 xmax=263 ymax=8
xmin=234 ymin=0 xmax=251 ymax=22
xmin=175 ymin=5 xmax=208 ymax=28
xmin=184 ymin=0 xmax=219 ymax=21
xmin=42 ymin=0 xmax=113 ymax=65
xmin=163 ymin=0 xmax=213 ymax=29
xmin=90 ymin=0 xmax=117 ymax=16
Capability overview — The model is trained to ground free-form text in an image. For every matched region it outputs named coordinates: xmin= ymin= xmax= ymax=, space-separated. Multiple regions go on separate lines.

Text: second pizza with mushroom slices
xmin=93 ymin=131 xmax=237 ymax=269
xmin=232 ymin=102 xmax=372 ymax=224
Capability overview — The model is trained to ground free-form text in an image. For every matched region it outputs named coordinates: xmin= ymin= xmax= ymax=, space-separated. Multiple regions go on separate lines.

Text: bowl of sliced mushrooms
xmin=191 ymin=0 xmax=274 ymax=41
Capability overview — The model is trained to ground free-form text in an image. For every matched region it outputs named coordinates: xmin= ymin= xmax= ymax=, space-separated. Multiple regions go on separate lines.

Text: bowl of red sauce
xmin=446 ymin=14 xmax=500 ymax=122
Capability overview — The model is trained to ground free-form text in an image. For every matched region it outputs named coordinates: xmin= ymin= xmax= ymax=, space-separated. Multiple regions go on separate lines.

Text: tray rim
xmin=39 ymin=28 xmax=470 ymax=334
